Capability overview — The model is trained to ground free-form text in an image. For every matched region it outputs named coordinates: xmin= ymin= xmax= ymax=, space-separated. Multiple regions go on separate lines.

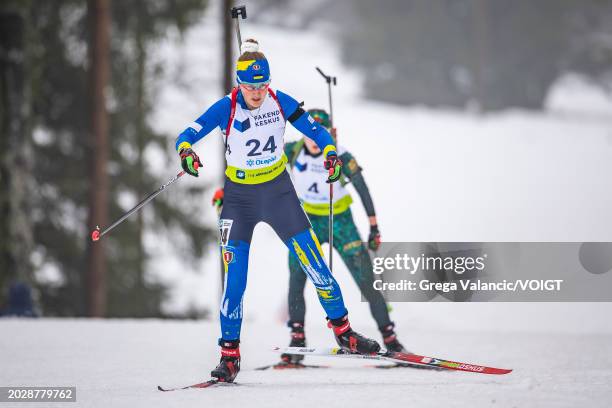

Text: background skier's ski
xmin=273 ymin=347 xmax=512 ymax=375
xmin=370 ymin=362 xmax=445 ymax=370
xmin=255 ymin=362 xmax=329 ymax=370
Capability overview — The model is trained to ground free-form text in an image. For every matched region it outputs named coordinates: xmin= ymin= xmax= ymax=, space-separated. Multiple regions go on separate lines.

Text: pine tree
xmin=0 ymin=5 xmax=35 ymax=306
xmin=2 ymin=0 xmax=212 ymax=317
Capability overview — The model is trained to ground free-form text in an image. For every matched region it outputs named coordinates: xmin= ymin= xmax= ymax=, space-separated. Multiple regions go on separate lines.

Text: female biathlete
xmin=175 ymin=39 xmax=379 ymax=382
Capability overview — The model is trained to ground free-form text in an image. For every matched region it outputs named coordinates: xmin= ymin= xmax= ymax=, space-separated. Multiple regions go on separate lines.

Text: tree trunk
xmin=222 ymin=0 xmax=234 ymax=95
xmin=0 ymin=10 xmax=34 ymax=301
xmin=86 ymin=0 xmax=111 ymax=317
xmin=220 ymin=0 xmax=234 ymax=295
xmin=135 ymin=15 xmax=146 ymax=303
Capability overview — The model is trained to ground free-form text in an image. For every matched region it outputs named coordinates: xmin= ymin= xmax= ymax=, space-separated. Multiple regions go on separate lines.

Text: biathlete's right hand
xmin=324 ymin=153 xmax=343 ymax=183
xmin=179 ymin=147 xmax=203 ymax=177
xmin=368 ymin=225 xmax=381 ymax=251
xmin=211 ymin=188 xmax=224 ymax=209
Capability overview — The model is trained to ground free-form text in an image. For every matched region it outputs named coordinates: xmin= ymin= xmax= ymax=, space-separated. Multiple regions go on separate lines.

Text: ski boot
xmin=380 ymin=322 xmax=410 ymax=353
xmin=280 ymin=321 xmax=306 ymax=365
xmin=328 ymin=314 xmax=380 ymax=354
xmin=210 ymin=339 xmax=240 ymax=382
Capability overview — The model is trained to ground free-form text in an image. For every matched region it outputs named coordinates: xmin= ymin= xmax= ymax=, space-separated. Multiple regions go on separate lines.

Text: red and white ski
xmin=272 ymin=347 xmax=512 ymax=375
xmin=157 ymin=379 xmax=238 ymax=392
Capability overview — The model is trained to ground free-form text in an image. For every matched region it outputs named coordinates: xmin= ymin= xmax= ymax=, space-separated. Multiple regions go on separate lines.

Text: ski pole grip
xmin=231 ymin=5 xmax=247 ymax=19
xmin=315 ymin=67 xmax=336 ymax=86
xmin=316 ymin=67 xmax=329 ymax=82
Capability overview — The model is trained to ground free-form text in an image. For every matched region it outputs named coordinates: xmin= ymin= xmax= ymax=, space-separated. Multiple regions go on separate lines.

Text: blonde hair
xmin=238 ymin=38 xmax=266 ymax=61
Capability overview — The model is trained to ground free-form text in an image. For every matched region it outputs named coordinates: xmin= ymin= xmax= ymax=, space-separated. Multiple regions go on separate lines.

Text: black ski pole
xmin=90 ymin=163 xmax=199 ymax=242
xmin=328 ymin=173 xmax=334 ymax=272
xmin=315 ymin=67 xmax=337 ymax=127
xmin=231 ymin=5 xmax=247 ymax=50
xmin=316 ymin=67 xmax=337 ymax=272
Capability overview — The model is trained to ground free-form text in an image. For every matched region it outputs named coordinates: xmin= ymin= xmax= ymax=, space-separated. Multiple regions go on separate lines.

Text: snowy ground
xmin=4 ymin=0 xmax=612 ymax=406
xmin=1 ymin=318 xmax=612 ymax=408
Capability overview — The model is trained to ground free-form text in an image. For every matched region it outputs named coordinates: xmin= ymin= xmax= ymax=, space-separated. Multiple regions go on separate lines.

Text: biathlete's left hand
xmin=368 ymin=225 xmax=381 ymax=251
xmin=324 ymin=153 xmax=343 ymax=183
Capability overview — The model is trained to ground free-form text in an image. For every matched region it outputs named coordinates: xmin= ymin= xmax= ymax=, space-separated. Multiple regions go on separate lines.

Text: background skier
xmin=279 ymin=109 xmax=408 ymax=365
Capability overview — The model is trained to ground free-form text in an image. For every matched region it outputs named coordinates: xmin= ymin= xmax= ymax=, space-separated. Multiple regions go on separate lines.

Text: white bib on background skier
xmin=291 ymin=145 xmax=353 ymax=215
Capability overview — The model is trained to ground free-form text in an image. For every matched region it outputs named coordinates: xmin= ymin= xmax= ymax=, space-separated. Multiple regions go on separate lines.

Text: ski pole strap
xmin=225 ymin=87 xmax=239 ymax=147
xmin=267 ymin=88 xmax=286 ymax=120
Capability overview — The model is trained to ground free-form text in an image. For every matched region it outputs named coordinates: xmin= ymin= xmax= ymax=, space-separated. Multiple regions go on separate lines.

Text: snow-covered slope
xmin=1 ymin=318 xmax=611 ymax=408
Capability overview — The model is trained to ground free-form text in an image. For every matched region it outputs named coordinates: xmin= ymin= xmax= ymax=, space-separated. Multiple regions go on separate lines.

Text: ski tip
xmin=477 ymin=367 xmax=513 ymax=375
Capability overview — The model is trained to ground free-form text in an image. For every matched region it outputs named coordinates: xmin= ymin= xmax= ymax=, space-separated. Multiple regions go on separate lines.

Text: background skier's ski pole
xmin=316 ymin=67 xmax=337 ymax=271
xmin=328 ymin=175 xmax=334 ymax=271
xmin=90 ymin=163 xmax=199 ymax=242
xmin=315 ymin=67 xmax=337 ymax=126
xmin=231 ymin=5 xmax=247 ymax=49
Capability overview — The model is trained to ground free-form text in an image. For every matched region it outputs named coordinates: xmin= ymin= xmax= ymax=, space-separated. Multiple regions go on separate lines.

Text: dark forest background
xmin=1 ymin=0 xmax=215 ymax=318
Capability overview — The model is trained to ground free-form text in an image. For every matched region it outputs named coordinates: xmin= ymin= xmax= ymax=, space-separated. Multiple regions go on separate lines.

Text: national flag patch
xmin=223 ymin=251 xmax=235 ymax=264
